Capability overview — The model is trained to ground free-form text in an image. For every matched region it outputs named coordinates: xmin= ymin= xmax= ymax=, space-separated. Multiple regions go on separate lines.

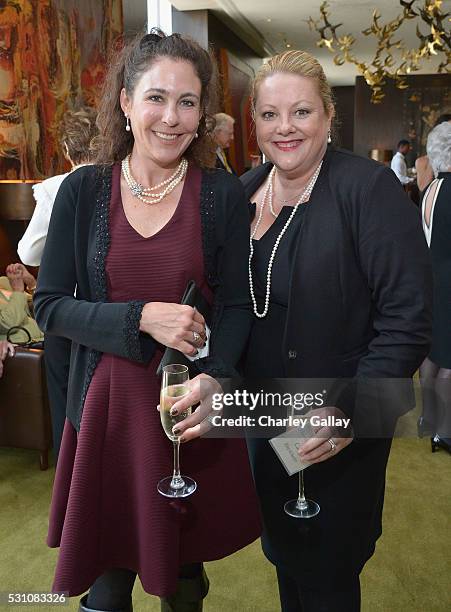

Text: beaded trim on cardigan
xmin=124 ymin=300 xmax=147 ymax=362
xmin=77 ymin=166 xmax=113 ymax=428
xmin=199 ymin=169 xmax=223 ymax=345
xmin=199 ymin=169 xmax=218 ymax=288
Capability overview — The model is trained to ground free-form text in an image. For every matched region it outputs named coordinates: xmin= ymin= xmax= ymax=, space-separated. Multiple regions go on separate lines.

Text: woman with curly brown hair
xmin=35 ymin=31 xmax=259 ymax=612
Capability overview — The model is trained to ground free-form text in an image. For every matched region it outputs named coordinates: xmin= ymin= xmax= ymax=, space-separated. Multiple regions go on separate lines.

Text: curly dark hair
xmin=93 ymin=30 xmax=219 ymax=167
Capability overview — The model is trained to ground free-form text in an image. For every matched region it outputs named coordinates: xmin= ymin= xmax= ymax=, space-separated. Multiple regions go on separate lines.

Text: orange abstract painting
xmin=0 ymin=0 xmax=122 ymax=179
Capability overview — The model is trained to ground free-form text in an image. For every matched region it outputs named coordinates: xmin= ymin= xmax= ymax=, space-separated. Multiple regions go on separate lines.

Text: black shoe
xmin=417 ymin=416 xmax=434 ymax=438
xmin=79 ymin=594 xmax=133 ymax=612
xmin=431 ymin=434 xmax=451 ymax=454
xmin=160 ymin=568 xmax=209 ymax=612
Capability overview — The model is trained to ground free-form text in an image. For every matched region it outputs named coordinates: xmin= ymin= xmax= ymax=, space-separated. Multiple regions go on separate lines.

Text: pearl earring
xmin=125 ymin=115 xmax=131 ymax=132
xmin=327 ymin=128 xmax=331 ymax=144
xmin=194 ymin=132 xmax=199 ymax=139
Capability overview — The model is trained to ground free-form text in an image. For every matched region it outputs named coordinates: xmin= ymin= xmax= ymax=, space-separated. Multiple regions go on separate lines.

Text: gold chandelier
xmin=307 ymin=0 xmax=450 ymax=103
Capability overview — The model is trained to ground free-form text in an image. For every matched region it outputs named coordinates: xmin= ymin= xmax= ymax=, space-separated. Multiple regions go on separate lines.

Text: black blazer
xmin=241 ymin=148 xmax=432 ymax=420
xmin=34 ymin=164 xmax=252 ymax=430
xmin=215 ymin=151 xmax=236 ymax=175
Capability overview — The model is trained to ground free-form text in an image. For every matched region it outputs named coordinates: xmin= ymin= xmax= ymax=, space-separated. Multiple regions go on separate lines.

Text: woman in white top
xmin=18 ymin=107 xmax=97 ymax=265
xmin=419 ymin=121 xmax=451 ymax=454
xmin=18 ymin=107 xmax=97 ymax=459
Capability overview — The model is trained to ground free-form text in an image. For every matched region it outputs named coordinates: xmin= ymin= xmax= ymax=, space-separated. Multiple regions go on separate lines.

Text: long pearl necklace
xmin=249 ymin=161 xmax=323 ymax=318
xmin=121 ymin=154 xmax=188 ymax=205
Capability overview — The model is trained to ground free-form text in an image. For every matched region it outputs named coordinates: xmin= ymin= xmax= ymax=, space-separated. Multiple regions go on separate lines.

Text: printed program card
xmin=269 ymin=422 xmax=315 ymax=476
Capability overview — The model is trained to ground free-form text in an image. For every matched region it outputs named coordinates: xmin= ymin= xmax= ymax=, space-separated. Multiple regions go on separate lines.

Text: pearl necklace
xmin=249 ymin=161 xmax=323 ymax=318
xmin=121 ymin=154 xmax=188 ymax=204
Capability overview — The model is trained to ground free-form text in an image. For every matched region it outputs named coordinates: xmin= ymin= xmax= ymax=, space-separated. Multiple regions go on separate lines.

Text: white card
xmin=269 ymin=422 xmax=314 ymax=476
xmin=186 ymin=324 xmax=210 ymax=361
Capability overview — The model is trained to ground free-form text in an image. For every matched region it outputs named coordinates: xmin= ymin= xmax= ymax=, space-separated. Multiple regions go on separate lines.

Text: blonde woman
xmin=240 ymin=50 xmax=432 ymax=611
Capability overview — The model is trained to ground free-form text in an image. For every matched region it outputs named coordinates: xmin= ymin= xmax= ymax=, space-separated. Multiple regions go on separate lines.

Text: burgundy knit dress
xmin=47 ymin=163 xmax=261 ymax=597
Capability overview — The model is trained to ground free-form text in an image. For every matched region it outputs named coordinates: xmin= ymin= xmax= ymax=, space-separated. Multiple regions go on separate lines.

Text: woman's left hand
xmin=6 ymin=263 xmax=36 ymax=289
xmin=0 ymin=341 xmax=15 ymax=378
xmin=298 ymin=406 xmax=353 ymax=464
xmin=158 ymin=373 xmax=221 ymax=442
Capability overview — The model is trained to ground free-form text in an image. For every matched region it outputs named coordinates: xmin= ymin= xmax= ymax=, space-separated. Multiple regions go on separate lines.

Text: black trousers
xmin=276 ymin=565 xmax=361 ymax=612
xmin=44 ymin=334 xmax=70 ymax=460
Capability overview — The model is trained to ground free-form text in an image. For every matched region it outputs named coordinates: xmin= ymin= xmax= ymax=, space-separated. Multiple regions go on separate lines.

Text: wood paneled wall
xmin=208 ymin=14 xmax=263 ymax=175
xmin=332 ymin=86 xmax=355 ymax=151
xmin=354 ymin=74 xmax=451 ymax=163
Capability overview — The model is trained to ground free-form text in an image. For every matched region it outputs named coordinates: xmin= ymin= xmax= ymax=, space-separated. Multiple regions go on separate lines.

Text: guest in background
xmin=391 ymin=139 xmax=414 ymax=185
xmin=212 ymin=112 xmax=236 ymax=173
xmin=18 ymin=107 xmax=97 ymax=265
xmin=0 ymin=263 xmax=43 ymax=344
xmin=34 ymin=30 xmax=259 ymax=612
xmin=419 ymin=121 xmax=451 ymax=455
xmin=18 ymin=106 xmax=97 ymax=460
xmin=0 ymin=340 xmax=15 ymax=379
xmin=415 ymin=114 xmax=451 ymax=193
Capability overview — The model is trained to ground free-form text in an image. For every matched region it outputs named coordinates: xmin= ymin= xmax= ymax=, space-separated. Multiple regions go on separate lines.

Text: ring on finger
xmin=192 ymin=331 xmax=201 ymax=343
xmin=328 ymin=438 xmax=336 ymax=452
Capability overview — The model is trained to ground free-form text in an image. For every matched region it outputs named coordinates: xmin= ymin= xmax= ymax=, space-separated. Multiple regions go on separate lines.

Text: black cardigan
xmin=34 ymin=164 xmax=252 ymax=430
xmin=241 ymin=148 xmax=433 ymax=426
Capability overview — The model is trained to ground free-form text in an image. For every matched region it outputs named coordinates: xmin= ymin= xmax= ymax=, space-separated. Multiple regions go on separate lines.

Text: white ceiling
xmin=124 ymin=0 xmax=451 ymax=85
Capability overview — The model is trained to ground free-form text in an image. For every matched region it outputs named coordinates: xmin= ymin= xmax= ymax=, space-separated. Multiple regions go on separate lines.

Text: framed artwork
xmin=0 ymin=0 xmax=122 ymax=179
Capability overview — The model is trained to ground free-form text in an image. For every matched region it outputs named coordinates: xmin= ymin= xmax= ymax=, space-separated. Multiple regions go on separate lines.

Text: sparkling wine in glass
xmin=157 ymin=364 xmax=197 ymax=498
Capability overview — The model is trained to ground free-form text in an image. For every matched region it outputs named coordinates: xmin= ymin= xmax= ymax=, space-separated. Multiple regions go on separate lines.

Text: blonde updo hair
xmin=251 ymin=50 xmax=335 ymax=122
xmin=61 ymin=107 xmax=97 ymax=165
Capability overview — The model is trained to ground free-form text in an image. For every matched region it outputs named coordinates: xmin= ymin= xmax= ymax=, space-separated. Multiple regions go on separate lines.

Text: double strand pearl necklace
xmin=121 ymin=154 xmax=188 ymax=205
xmin=249 ymin=161 xmax=323 ymax=318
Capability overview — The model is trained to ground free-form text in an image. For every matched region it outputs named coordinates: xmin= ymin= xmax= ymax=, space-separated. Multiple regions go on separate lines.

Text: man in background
xmin=213 ymin=112 xmax=236 ymax=174
xmin=391 ymin=139 xmax=414 ymax=185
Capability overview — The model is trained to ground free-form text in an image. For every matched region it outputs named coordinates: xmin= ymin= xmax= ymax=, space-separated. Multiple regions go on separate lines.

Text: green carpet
xmin=0 ymin=434 xmax=449 ymax=612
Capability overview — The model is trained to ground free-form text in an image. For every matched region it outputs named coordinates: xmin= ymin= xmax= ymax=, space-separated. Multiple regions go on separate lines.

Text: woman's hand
xmin=140 ymin=302 xmax=206 ymax=356
xmin=6 ymin=265 xmax=25 ymax=292
xmin=0 ymin=340 xmax=15 ymax=378
xmin=6 ymin=263 xmax=35 ymax=289
xmin=298 ymin=406 xmax=353 ymax=464
xmin=159 ymin=373 xmax=221 ymax=442
xmin=17 ymin=263 xmax=36 ymax=289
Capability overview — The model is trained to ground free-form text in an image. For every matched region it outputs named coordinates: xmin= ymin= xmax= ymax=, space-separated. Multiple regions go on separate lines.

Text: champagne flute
xmin=284 ymin=469 xmax=320 ymax=519
xmin=284 ymin=404 xmax=320 ymax=518
xmin=157 ymin=364 xmax=197 ymax=498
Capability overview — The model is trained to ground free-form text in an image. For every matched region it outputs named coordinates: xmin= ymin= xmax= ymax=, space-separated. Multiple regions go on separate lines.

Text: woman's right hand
xmin=6 ymin=266 xmax=25 ymax=292
xmin=140 ymin=302 xmax=206 ymax=356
